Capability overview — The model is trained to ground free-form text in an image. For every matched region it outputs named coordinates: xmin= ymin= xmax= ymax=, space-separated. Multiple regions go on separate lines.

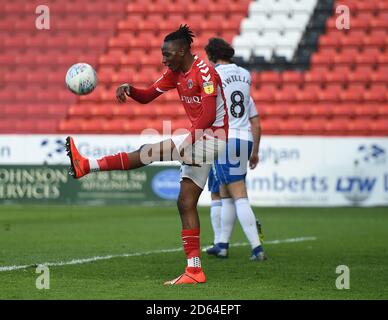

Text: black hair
xmin=205 ymin=37 xmax=235 ymax=63
xmin=164 ymin=24 xmax=195 ymax=48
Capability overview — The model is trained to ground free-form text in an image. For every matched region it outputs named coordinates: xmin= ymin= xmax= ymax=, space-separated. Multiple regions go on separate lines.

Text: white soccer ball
xmin=65 ymin=63 xmax=97 ymax=95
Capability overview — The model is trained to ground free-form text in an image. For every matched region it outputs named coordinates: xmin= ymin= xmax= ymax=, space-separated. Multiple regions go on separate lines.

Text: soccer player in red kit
xmin=65 ymin=25 xmax=228 ymax=284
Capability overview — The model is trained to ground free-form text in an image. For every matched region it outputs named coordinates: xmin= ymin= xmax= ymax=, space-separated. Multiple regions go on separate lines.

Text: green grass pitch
xmin=0 ymin=205 xmax=387 ymax=299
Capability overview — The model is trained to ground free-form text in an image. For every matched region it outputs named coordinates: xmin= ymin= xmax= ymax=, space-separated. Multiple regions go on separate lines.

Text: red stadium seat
xmin=349 ymin=16 xmax=370 ymax=30
xmin=354 ymin=105 xmax=380 ymax=118
xmin=377 ymin=105 xmax=388 ymax=118
xmin=363 ymin=34 xmax=387 ymax=47
xmin=296 ymin=90 xmax=318 ymax=103
xmin=311 ymin=53 xmax=334 ymax=65
xmin=347 ymin=119 xmax=370 ymax=136
xmin=369 ymin=18 xmax=388 ymax=30
xmin=325 ymin=119 xmax=349 ymax=136
xmin=310 ymin=105 xmax=332 ymax=118
xmin=339 ymin=90 xmax=364 ymax=103
xmin=302 ymin=118 xmax=326 ymax=135
xmin=126 ymin=2 xmax=148 ymax=14
xmin=333 ymin=51 xmax=357 ymax=65
xmin=319 ymin=34 xmax=341 ymax=48
xmin=371 ymin=69 xmax=388 ymax=83
xmin=356 ymin=50 xmax=379 ymax=65
xmin=280 ymin=119 xmax=304 ymax=135
xmin=282 ymin=71 xmax=304 ymax=85
xmin=260 ymin=72 xmax=282 ymax=84
xmin=259 ymin=105 xmax=286 ymax=119
xmin=370 ymin=119 xmax=388 ymax=135
xmin=274 ymin=89 xmax=297 ymax=103
xmin=331 ymin=105 xmax=355 ymax=118
xmin=79 ymin=119 xmax=105 ymax=133
xmin=34 ymin=120 xmax=59 ymax=133
xmin=252 ymin=91 xmax=275 ymax=104
xmin=326 ymin=71 xmax=347 ymax=84
xmin=59 ymin=119 xmax=83 ymax=133
xmin=261 ymin=119 xmax=282 ymax=135
xmin=304 ymin=70 xmax=326 ymax=83
xmin=347 ymin=68 xmax=372 ymax=84
xmin=363 ymin=86 xmax=387 ymax=103
xmin=318 ymin=88 xmax=340 ymax=103
xmin=287 ymin=105 xmax=309 ymax=118
xmin=102 ymin=119 xmax=128 ymax=133
xmin=340 ymin=31 xmax=364 ymax=47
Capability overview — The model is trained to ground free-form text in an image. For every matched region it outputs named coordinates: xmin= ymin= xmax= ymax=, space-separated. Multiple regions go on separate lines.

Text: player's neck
xmin=180 ymin=54 xmax=195 ymax=73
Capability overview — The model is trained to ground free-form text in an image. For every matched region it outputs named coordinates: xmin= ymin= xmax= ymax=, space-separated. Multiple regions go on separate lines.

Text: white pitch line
xmin=0 ymin=236 xmax=316 ymax=272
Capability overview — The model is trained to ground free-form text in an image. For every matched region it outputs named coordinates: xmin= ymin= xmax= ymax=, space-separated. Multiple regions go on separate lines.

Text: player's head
xmin=162 ymin=24 xmax=195 ymax=72
xmin=205 ymin=37 xmax=235 ymax=64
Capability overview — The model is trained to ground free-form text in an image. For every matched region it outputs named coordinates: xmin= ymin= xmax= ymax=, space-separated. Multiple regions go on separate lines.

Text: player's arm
xmin=249 ymin=97 xmax=261 ymax=170
xmin=116 ymin=69 xmax=176 ymax=104
xmin=116 ymin=84 xmax=162 ymax=104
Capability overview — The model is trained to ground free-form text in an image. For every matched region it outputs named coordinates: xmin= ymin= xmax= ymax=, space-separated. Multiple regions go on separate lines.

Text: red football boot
xmin=65 ymin=136 xmax=89 ymax=179
xmin=164 ymin=268 xmax=206 ymax=285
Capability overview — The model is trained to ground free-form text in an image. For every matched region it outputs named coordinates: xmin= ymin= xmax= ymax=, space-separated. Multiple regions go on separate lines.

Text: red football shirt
xmin=152 ymin=56 xmax=228 ymax=136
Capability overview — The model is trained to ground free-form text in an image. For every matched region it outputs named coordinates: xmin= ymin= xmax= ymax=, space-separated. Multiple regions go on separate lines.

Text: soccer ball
xmin=65 ymin=63 xmax=97 ymax=95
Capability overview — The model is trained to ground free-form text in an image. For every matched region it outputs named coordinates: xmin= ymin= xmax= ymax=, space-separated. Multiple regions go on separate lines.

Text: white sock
xmin=210 ymin=200 xmax=222 ymax=244
xmin=235 ymin=198 xmax=261 ymax=249
xmin=219 ymin=198 xmax=237 ymax=244
xmin=187 ymin=257 xmax=201 ymax=268
xmin=89 ymin=158 xmax=100 ymax=172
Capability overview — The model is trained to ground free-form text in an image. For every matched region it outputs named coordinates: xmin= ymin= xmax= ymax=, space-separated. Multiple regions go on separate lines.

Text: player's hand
xmin=116 ymin=84 xmax=131 ymax=103
xmin=249 ymin=153 xmax=259 ymax=169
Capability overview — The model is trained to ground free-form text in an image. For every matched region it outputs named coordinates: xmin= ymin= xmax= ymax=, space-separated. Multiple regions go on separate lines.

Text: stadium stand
xmin=0 ymin=0 xmax=387 ymax=135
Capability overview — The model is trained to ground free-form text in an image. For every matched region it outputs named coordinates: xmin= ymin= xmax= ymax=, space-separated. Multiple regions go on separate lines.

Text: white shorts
xmin=171 ymin=134 xmax=226 ymax=189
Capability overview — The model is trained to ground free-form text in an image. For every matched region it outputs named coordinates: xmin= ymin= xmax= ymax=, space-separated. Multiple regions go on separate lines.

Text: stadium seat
xmin=354 ymin=105 xmax=380 ymax=118
xmin=310 ymin=105 xmax=332 ymax=118
xmin=370 ymin=119 xmax=388 ymax=135
xmin=303 ymin=118 xmax=326 ymax=135
xmin=364 ymin=86 xmax=387 ymax=103
xmin=261 ymin=118 xmax=282 ymax=135
xmin=325 ymin=119 xmax=350 ymax=136
xmin=377 ymin=105 xmax=388 ymax=118
xmin=280 ymin=119 xmax=305 ymax=135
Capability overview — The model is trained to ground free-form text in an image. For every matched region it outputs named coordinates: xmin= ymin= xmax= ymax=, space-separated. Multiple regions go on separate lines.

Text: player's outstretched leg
xmin=65 ymin=136 xmax=176 ymax=179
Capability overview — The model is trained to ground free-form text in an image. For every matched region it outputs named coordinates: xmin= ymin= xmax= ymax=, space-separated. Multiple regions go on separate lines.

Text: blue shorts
xmin=207 ymin=165 xmax=220 ymax=193
xmin=214 ymin=138 xmax=253 ymax=186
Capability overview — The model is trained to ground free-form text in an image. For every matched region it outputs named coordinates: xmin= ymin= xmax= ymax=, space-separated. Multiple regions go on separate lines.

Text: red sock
xmin=97 ymin=152 xmax=129 ymax=171
xmin=182 ymin=228 xmax=202 ymax=274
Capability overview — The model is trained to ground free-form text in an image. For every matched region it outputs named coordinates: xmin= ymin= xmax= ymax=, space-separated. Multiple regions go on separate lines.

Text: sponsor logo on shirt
xmin=181 ymin=95 xmax=201 ymax=104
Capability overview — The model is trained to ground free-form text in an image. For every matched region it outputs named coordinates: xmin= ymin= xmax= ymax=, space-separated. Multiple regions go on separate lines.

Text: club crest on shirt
xmin=187 ymin=79 xmax=194 ymax=89
xmin=203 ymin=81 xmax=214 ymax=94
